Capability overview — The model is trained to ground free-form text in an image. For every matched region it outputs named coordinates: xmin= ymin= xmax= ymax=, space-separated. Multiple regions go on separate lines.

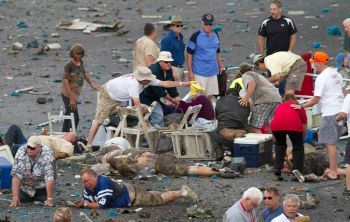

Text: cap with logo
xmin=202 ymin=13 xmax=214 ymax=25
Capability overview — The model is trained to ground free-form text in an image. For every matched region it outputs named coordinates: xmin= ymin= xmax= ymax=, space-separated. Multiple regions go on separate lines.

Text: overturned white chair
xmin=164 ymin=104 xmax=214 ymax=160
xmin=115 ymin=103 xmax=158 ymax=152
xmin=47 ymin=111 xmax=76 ymax=136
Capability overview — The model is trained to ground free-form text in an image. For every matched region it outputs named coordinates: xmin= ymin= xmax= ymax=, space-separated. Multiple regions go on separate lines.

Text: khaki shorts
xmin=155 ymin=153 xmax=189 ymax=176
xmin=285 ymin=59 xmax=306 ymax=91
xmin=194 ymin=74 xmax=219 ymax=96
xmin=95 ymin=85 xmax=122 ymax=124
xmin=131 ymin=184 xmax=163 ymax=206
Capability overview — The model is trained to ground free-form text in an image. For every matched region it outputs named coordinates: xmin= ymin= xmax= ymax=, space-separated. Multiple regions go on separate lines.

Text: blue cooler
xmin=233 ymin=133 xmax=273 ymax=168
xmin=0 ymin=157 xmax=12 ymax=189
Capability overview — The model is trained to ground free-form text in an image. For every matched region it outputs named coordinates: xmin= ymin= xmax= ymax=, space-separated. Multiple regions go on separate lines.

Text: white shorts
xmin=194 ymin=74 xmax=219 ymax=96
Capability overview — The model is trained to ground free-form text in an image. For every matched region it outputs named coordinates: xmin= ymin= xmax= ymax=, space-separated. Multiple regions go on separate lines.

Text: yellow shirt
xmin=133 ymin=36 xmax=160 ymax=70
xmin=38 ymin=136 xmax=73 ymax=157
xmin=264 ymin=51 xmax=301 ymax=77
xmin=229 ymin=78 xmax=244 ymax=89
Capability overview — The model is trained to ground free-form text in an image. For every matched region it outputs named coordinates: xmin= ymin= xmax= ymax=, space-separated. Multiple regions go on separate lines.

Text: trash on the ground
xmin=45 ymin=43 xmax=61 ymax=50
xmin=90 ymin=209 xmax=100 ymax=218
xmin=312 ymin=41 xmax=321 ymax=48
xmin=27 ymin=39 xmax=39 ymax=48
xmin=312 ymin=25 xmax=319 ymax=29
xmin=141 ymin=15 xmax=162 ymax=19
xmin=321 ymin=8 xmax=330 ymax=13
xmin=36 ymin=97 xmax=53 ymax=104
xmin=186 ymin=205 xmax=214 ymax=218
xmin=50 ymin=32 xmax=60 ymax=38
xmin=11 ymin=42 xmax=23 ymax=51
xmin=118 ymin=58 xmax=128 ymax=63
xmin=288 ymin=11 xmax=305 ymax=16
xmin=78 ymin=7 xmax=99 ymax=12
xmin=17 ymin=21 xmax=28 ymax=28
xmin=327 ymin=25 xmax=342 ymax=36
xmin=57 ymin=19 xmax=123 ymax=34
xmin=213 ymin=25 xmax=223 ymax=32
xmin=66 ymin=200 xmax=75 ymax=207
xmin=139 ymin=212 xmax=150 ymax=218
xmin=29 ymin=90 xmax=51 ymax=95
xmin=186 ymin=1 xmax=196 ymax=5
xmin=6 ymin=76 xmax=13 ymax=80
xmin=80 ymin=212 xmax=93 ymax=222
xmin=75 ymin=175 xmax=81 ymax=179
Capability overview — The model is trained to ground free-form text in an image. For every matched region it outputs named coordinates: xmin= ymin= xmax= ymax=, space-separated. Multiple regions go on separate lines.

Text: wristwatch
xmin=84 ymin=202 xmax=87 ymax=208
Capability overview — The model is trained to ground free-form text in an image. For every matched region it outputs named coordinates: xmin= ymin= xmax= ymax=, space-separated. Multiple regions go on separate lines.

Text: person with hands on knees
xmin=61 ymin=43 xmax=99 ymax=132
xmin=75 ymin=168 xmax=198 ymax=209
xmin=86 ymin=66 xmax=190 ymax=149
xmin=10 ymin=136 xmax=55 ymax=207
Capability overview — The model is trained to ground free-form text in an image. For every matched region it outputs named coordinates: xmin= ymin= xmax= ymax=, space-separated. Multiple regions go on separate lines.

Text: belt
xmin=172 ymin=64 xmax=184 ymax=68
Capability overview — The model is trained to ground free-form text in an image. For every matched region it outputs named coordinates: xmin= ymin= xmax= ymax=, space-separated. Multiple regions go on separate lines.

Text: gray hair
xmin=242 ymin=187 xmax=263 ymax=203
xmin=283 ymin=194 xmax=300 ymax=206
xmin=343 ymin=18 xmax=350 ymax=25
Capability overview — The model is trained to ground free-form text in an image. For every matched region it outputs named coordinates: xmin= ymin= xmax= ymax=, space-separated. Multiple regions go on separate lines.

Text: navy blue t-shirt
xmin=83 ymin=175 xmax=130 ymax=208
xmin=262 ymin=204 xmax=284 ymax=222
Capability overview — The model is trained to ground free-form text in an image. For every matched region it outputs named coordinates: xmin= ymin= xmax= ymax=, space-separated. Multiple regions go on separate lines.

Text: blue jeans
xmin=4 ymin=124 xmax=27 ymax=156
xmin=149 ymin=102 xmax=164 ymax=127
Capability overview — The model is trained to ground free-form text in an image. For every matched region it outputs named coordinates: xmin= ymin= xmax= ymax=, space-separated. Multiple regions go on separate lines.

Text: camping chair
xmin=115 ymin=103 xmax=158 ymax=152
xmin=48 ymin=111 xmax=76 ymax=136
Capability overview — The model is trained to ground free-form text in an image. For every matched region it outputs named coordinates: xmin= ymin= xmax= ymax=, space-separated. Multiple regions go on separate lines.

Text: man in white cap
xmin=140 ymin=51 xmax=182 ymax=127
xmin=10 ymin=136 xmax=55 ymax=207
xmin=161 ymin=16 xmax=186 ymax=81
xmin=86 ymin=66 xmax=190 ymax=148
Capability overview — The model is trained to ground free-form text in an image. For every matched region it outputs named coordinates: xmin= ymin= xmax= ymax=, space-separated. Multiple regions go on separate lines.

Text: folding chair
xmin=115 ymin=103 xmax=158 ymax=152
xmin=48 ymin=111 xmax=76 ymax=136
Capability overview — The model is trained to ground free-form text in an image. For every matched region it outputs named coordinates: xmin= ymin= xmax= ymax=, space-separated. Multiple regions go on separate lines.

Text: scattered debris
xmin=11 ymin=42 xmax=23 ymax=51
xmin=141 ymin=15 xmax=162 ymax=19
xmin=327 ymin=25 xmax=342 ymax=36
xmin=288 ymin=11 xmax=305 ymax=16
xmin=50 ymin=32 xmax=60 ymax=38
xmin=17 ymin=21 xmax=28 ymax=28
xmin=57 ymin=19 xmax=124 ymax=34
xmin=80 ymin=212 xmax=93 ymax=222
xmin=186 ymin=205 xmax=214 ymax=218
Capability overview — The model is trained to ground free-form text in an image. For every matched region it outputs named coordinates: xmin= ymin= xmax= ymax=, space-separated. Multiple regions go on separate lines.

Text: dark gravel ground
xmin=0 ymin=0 xmax=350 ymax=221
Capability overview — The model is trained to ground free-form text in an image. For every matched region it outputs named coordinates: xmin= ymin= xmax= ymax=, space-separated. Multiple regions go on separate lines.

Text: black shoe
xmin=218 ymin=172 xmax=239 ymax=179
xmin=274 ymin=169 xmax=281 ymax=177
xmin=343 ymin=189 xmax=350 ymax=198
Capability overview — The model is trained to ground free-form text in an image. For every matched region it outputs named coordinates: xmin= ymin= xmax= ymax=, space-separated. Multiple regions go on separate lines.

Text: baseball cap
xmin=202 ymin=13 xmax=214 ymax=25
xmin=309 ymin=52 xmax=329 ymax=63
xmin=27 ymin=136 xmax=41 ymax=148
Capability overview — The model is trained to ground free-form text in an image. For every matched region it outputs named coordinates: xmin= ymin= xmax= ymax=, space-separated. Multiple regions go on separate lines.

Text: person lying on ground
xmin=53 ymin=207 xmax=72 ymax=222
xmin=2 ymin=124 xmax=77 ymax=159
xmin=10 ymin=136 xmax=55 ymax=207
xmin=86 ymin=66 xmax=190 ymax=150
xmin=84 ymin=145 xmax=236 ymax=178
xmin=75 ymin=168 xmax=197 ymax=209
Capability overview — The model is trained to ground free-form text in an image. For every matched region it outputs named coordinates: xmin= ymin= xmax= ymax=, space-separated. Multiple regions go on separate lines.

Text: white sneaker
xmin=78 ymin=142 xmax=92 ymax=152
xmin=181 ymin=185 xmax=198 ymax=202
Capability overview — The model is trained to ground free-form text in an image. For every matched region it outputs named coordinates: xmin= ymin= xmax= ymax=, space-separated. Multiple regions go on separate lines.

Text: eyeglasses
xmin=263 ymin=197 xmax=273 ymax=200
xmin=27 ymin=146 xmax=36 ymax=150
xmin=176 ymin=25 xmax=183 ymax=28
xmin=163 ymin=61 xmax=172 ymax=64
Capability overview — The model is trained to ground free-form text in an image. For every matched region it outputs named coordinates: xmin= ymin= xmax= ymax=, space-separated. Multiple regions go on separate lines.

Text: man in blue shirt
xmin=75 ymin=168 xmax=198 ymax=209
xmin=161 ymin=15 xmax=185 ymax=81
xmin=140 ymin=51 xmax=181 ymax=127
xmin=187 ymin=13 xmax=223 ymax=99
xmin=262 ymin=187 xmax=283 ymax=222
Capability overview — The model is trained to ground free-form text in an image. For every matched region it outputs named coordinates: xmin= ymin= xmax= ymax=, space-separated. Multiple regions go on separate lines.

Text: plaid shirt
xmin=11 ymin=145 xmax=55 ymax=197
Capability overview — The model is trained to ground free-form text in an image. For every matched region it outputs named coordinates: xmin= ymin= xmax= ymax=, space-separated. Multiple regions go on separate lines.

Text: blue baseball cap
xmin=202 ymin=13 xmax=214 ymax=25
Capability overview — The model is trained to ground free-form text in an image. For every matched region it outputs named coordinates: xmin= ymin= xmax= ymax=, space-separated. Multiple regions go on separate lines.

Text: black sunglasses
xmin=27 ymin=146 xmax=36 ymax=150
xmin=163 ymin=61 xmax=172 ymax=64
xmin=263 ymin=197 xmax=273 ymax=200
xmin=176 ymin=25 xmax=183 ymax=27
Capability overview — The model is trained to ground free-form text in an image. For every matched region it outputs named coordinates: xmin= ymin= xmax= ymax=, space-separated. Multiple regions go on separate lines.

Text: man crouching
xmin=75 ymin=168 xmax=197 ymax=209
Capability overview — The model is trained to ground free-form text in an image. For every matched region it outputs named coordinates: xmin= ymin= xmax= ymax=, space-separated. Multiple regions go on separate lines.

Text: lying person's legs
xmin=219 ymin=128 xmax=247 ymax=141
xmin=4 ymin=124 xmax=27 ymax=156
xmin=188 ymin=165 xmax=219 ymax=176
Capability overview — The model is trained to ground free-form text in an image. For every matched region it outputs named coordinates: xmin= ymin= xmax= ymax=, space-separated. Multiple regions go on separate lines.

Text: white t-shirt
xmin=314 ymin=67 xmax=344 ymax=116
xmin=341 ymin=94 xmax=350 ymax=135
xmin=271 ymin=213 xmax=303 ymax=222
xmin=105 ymin=74 xmax=160 ymax=101
xmin=265 ymin=51 xmax=301 ymax=76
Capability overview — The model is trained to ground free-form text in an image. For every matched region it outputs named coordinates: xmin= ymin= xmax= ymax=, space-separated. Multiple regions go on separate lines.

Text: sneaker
xmin=218 ymin=172 xmax=239 ymax=179
xmin=292 ymin=170 xmax=305 ymax=182
xmin=84 ymin=153 xmax=96 ymax=165
xmin=181 ymin=185 xmax=198 ymax=202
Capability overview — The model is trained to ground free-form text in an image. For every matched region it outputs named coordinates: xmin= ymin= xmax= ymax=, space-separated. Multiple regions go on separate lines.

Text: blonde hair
xmin=53 ymin=207 xmax=72 ymax=222
xmin=69 ymin=43 xmax=85 ymax=58
xmin=283 ymin=93 xmax=297 ymax=102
